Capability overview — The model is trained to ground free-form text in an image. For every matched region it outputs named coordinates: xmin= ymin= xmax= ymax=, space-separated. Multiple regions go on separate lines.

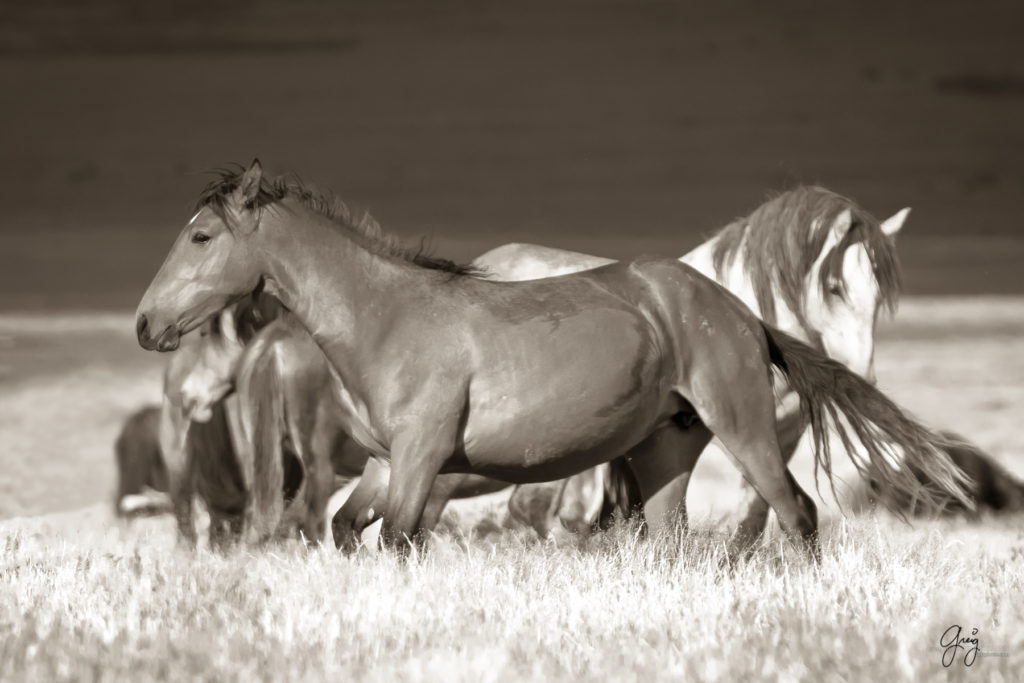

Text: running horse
xmin=489 ymin=186 xmax=908 ymax=541
xmin=135 ymin=160 xmax=970 ymax=558
xmin=167 ymin=185 xmax=911 ymax=542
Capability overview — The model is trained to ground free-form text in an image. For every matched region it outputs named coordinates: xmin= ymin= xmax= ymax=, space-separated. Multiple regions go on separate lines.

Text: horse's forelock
xmin=816 ymin=202 xmax=902 ymax=315
xmin=193 ymin=165 xmax=287 ymax=218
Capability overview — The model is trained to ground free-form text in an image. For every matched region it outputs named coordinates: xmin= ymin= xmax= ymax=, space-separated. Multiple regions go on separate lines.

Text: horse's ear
xmin=880 ymin=207 xmax=910 ymax=238
xmin=239 ymin=158 xmax=263 ymax=205
xmin=821 ymin=208 xmax=853 ymax=252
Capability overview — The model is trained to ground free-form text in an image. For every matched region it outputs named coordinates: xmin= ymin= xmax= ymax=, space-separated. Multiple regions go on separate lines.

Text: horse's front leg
xmin=380 ymin=422 xmax=458 ymax=553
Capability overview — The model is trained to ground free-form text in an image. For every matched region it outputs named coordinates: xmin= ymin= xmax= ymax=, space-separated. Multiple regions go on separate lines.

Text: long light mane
xmin=710 ymin=186 xmax=901 ymax=331
xmin=195 ymin=166 xmax=484 ymax=278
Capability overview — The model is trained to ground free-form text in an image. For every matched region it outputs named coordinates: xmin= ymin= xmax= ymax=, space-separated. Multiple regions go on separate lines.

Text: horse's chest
xmin=327 ymin=372 xmax=389 ymax=458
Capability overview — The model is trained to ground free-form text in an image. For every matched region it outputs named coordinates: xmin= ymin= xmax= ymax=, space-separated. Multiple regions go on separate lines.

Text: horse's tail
xmin=761 ymin=323 xmax=974 ymax=515
xmin=243 ymin=348 xmax=287 ymax=542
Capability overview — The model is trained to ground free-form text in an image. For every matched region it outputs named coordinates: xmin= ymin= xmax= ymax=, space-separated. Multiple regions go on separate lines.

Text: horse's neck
xmin=257 ymin=206 xmax=416 ymax=375
xmin=681 ymin=233 xmax=808 ymax=340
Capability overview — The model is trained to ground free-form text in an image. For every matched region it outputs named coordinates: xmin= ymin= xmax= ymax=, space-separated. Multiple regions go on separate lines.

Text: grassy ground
xmin=2 ymin=298 xmax=1024 ymax=680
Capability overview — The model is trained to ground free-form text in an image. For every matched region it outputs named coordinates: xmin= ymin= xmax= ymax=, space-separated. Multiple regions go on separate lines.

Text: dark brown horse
xmin=136 ymin=161 xmax=971 ymax=559
xmin=865 ymin=431 xmax=1024 ymax=516
xmin=113 ymin=405 xmax=171 ymax=517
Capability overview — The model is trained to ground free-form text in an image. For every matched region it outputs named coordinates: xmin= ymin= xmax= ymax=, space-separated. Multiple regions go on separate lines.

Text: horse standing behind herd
xmin=128 ymin=160 xmax=984 ymax=561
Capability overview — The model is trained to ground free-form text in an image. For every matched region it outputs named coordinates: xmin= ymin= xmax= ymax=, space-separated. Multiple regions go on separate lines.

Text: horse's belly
xmin=459 ymin=314 xmax=668 ymax=480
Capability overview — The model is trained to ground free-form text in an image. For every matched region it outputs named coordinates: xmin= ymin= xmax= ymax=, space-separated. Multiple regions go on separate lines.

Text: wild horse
xmin=136 ymin=161 xmax=969 ymax=558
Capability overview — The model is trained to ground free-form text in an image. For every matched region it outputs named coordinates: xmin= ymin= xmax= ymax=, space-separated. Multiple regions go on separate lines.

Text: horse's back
xmin=237 ymin=309 xmax=364 ymax=478
xmin=939 ymin=432 xmax=1024 ymax=513
xmin=474 ymin=242 xmax=615 ymax=281
xmin=239 ymin=312 xmax=327 ymax=389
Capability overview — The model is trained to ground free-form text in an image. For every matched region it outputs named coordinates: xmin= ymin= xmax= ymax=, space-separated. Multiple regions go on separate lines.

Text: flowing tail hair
xmin=242 ymin=350 xmax=288 ymax=542
xmin=761 ymin=323 xmax=974 ymax=516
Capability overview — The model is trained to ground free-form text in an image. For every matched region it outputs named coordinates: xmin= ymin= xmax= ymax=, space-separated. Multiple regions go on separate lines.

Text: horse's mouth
xmin=157 ymin=326 xmax=181 ymax=351
xmin=137 ymin=319 xmax=181 ymax=352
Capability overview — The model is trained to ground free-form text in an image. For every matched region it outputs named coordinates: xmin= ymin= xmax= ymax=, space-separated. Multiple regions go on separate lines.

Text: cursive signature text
xmin=940 ymin=625 xmax=980 ymax=667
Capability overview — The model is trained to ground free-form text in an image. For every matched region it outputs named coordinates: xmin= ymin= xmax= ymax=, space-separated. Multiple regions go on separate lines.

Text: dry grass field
xmin=2 ymin=297 xmax=1023 ymax=681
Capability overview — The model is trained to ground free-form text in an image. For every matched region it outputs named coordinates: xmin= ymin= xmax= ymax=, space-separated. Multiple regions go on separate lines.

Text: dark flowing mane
xmin=195 ymin=165 xmax=485 ymax=278
xmin=710 ymin=186 xmax=901 ymax=332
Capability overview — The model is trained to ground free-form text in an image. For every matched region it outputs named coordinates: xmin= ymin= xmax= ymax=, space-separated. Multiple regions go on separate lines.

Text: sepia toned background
xmin=3 ymin=4 xmax=1024 ymax=679
xmin=1 ymin=0 xmax=1023 ymax=312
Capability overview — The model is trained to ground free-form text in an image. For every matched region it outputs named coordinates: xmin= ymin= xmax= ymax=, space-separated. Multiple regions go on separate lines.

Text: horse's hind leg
xmin=296 ymin=439 xmax=334 ymax=544
xmin=690 ymin=373 xmax=819 ymax=560
xmin=623 ymin=422 xmax=710 ymax=537
xmin=332 ymin=458 xmax=389 ymax=552
xmin=506 ymin=480 xmax=571 ymax=539
xmin=731 ymin=392 xmax=807 ymax=550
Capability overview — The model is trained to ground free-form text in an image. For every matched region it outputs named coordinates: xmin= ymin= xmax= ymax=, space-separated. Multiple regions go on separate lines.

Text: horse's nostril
xmin=136 ymin=314 xmax=149 ymax=340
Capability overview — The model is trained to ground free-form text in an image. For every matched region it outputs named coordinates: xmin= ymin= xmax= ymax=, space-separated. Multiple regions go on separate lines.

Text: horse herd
xmin=116 ymin=160 xmax=1024 ymax=559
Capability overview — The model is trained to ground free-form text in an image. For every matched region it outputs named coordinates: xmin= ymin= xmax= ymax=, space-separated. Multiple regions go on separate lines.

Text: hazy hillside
xmin=2 ymin=0 xmax=1023 ymax=308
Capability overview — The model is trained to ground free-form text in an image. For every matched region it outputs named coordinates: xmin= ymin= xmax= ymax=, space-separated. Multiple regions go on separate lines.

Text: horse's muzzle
xmin=136 ymin=314 xmax=180 ymax=352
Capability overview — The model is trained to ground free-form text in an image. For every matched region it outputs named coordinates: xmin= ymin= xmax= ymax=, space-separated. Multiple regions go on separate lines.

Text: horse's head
xmin=164 ymin=292 xmax=282 ymax=422
xmin=802 ymin=206 xmax=908 ymax=382
xmin=178 ymin=307 xmax=245 ymax=422
xmin=136 ymin=159 xmax=267 ymax=352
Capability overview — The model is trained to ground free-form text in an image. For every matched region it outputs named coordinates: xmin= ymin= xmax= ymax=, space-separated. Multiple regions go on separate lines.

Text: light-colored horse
xmin=135 ymin=161 xmax=969 ymax=558
xmin=486 ymin=187 xmax=908 ymax=542
xmin=156 ymin=307 xmax=255 ymax=546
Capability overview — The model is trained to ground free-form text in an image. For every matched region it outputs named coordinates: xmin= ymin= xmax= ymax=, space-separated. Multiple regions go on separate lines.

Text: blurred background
xmin=1 ymin=0 xmax=1022 ymax=310
xmin=2 ymin=0 xmax=1023 ymax=520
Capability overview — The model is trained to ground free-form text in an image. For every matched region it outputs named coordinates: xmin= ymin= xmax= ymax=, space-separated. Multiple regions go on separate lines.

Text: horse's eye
xmin=192 ymin=232 xmax=211 ymax=245
xmin=827 ymin=281 xmax=844 ymax=297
